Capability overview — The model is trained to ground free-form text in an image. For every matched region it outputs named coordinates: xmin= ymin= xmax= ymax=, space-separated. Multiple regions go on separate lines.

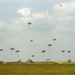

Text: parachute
xmin=27 ymin=22 xmax=31 ymax=25
xmin=67 ymin=50 xmax=71 ymax=58
xmin=60 ymin=4 xmax=62 ymax=7
xmin=67 ymin=50 xmax=71 ymax=53
xmin=10 ymin=48 xmax=14 ymax=50
xmin=46 ymin=59 xmax=50 ymax=61
xmin=0 ymin=49 xmax=3 ymax=55
xmin=10 ymin=48 xmax=14 ymax=56
xmin=27 ymin=21 xmax=32 ymax=30
xmin=0 ymin=49 xmax=3 ymax=51
xmin=53 ymin=39 xmax=56 ymax=41
xmin=31 ymin=55 xmax=34 ymax=57
xmin=30 ymin=40 xmax=33 ymax=42
xmin=48 ymin=44 xmax=52 ymax=46
xmin=26 ymin=59 xmax=33 ymax=63
xmin=15 ymin=50 xmax=19 ymax=53
xmin=41 ymin=50 xmax=45 ymax=53
xmin=41 ymin=50 xmax=46 ymax=57
xmin=62 ymin=50 xmax=65 ymax=53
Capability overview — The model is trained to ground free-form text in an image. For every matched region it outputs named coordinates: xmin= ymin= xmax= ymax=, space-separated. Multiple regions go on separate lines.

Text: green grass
xmin=0 ymin=63 xmax=75 ymax=75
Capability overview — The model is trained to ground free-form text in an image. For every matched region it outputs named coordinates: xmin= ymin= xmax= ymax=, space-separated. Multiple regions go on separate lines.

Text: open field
xmin=0 ymin=62 xmax=75 ymax=75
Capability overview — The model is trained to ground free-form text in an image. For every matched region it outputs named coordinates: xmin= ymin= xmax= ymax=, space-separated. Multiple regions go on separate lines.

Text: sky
xmin=0 ymin=0 xmax=75 ymax=62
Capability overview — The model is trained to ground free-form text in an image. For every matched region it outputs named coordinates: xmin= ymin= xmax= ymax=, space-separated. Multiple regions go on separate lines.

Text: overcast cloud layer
xmin=0 ymin=0 xmax=75 ymax=62
xmin=0 ymin=0 xmax=33 ymax=2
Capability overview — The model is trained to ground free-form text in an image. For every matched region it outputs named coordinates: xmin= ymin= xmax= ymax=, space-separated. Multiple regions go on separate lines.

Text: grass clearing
xmin=0 ymin=63 xmax=75 ymax=75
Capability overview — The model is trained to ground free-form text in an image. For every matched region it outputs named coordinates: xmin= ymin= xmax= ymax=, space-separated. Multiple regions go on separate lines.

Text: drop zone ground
xmin=0 ymin=62 xmax=75 ymax=75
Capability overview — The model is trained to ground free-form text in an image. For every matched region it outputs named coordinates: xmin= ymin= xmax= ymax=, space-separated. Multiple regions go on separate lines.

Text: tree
xmin=68 ymin=59 xmax=71 ymax=63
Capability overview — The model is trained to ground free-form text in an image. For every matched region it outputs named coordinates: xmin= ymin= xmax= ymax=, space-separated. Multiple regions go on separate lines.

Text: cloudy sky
xmin=0 ymin=0 xmax=75 ymax=62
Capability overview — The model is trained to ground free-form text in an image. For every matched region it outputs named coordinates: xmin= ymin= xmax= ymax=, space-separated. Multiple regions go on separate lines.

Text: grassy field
xmin=0 ymin=63 xmax=75 ymax=75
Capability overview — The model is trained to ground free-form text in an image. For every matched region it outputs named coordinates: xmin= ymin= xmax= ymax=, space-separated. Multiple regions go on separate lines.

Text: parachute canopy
xmin=10 ymin=48 xmax=14 ymax=50
xmin=67 ymin=50 xmax=71 ymax=53
xmin=62 ymin=50 xmax=65 ymax=53
xmin=27 ymin=22 xmax=31 ymax=25
xmin=46 ymin=59 xmax=50 ymax=61
xmin=41 ymin=50 xmax=46 ymax=53
xmin=48 ymin=44 xmax=52 ymax=46
xmin=31 ymin=55 xmax=34 ymax=57
xmin=53 ymin=39 xmax=56 ymax=41
xmin=60 ymin=4 xmax=62 ymax=7
xmin=15 ymin=50 xmax=19 ymax=52
xmin=26 ymin=59 xmax=33 ymax=63
xmin=0 ymin=49 xmax=3 ymax=51
xmin=30 ymin=40 xmax=33 ymax=42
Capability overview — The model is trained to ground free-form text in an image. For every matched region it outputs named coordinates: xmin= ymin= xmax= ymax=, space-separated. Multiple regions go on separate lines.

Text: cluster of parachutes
xmin=0 ymin=2 xmax=72 ymax=62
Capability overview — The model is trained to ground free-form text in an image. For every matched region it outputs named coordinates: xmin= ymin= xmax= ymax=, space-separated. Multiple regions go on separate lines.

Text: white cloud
xmin=0 ymin=21 xmax=5 ymax=29
xmin=17 ymin=7 xmax=52 ymax=21
xmin=17 ymin=7 xmax=31 ymax=17
xmin=32 ymin=11 xmax=52 ymax=20
xmin=32 ymin=13 xmax=45 ymax=19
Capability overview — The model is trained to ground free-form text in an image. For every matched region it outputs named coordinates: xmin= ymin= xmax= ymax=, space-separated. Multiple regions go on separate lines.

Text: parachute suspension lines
xmin=10 ymin=48 xmax=14 ymax=61
xmin=10 ymin=48 xmax=14 ymax=55
xmin=61 ymin=50 xmax=65 ymax=61
xmin=59 ymin=0 xmax=63 ymax=7
xmin=27 ymin=21 xmax=32 ymax=30
xmin=67 ymin=50 xmax=71 ymax=60
xmin=15 ymin=50 xmax=20 ymax=61
xmin=0 ymin=49 xmax=3 ymax=60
